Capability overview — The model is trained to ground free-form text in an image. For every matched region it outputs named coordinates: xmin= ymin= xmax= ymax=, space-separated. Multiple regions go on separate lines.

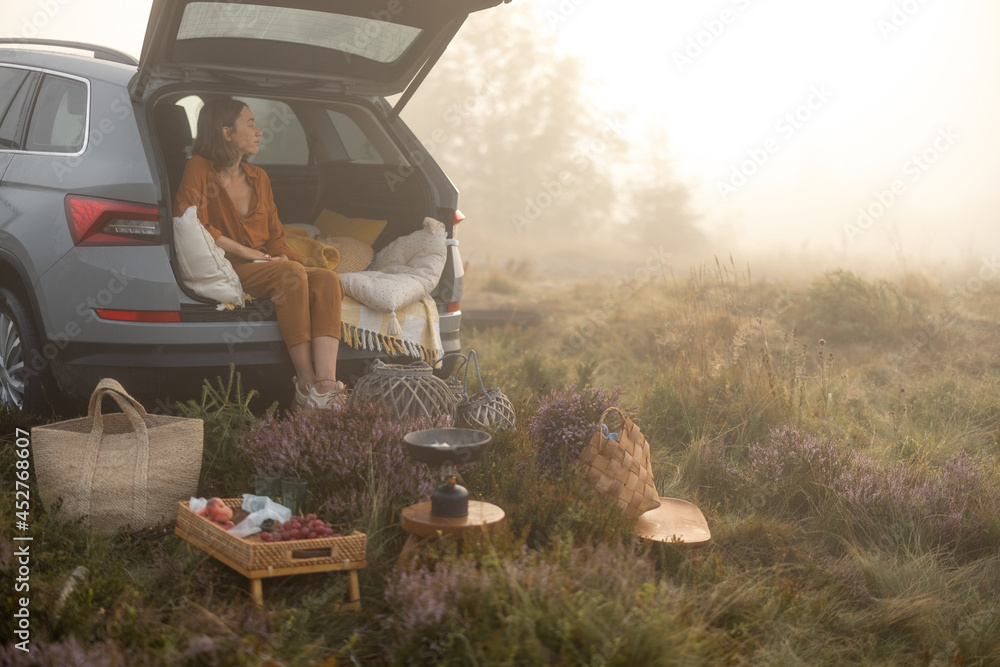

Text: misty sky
xmin=7 ymin=0 xmax=999 ymax=265
xmin=537 ymin=0 xmax=1000 ymax=264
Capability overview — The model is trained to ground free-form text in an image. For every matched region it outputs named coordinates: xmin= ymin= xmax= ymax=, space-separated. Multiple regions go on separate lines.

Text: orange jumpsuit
xmin=174 ymin=155 xmax=342 ymax=349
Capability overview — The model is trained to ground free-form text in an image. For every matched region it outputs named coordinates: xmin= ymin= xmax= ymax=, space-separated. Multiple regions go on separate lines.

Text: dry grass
xmin=2 ymin=259 xmax=999 ymax=665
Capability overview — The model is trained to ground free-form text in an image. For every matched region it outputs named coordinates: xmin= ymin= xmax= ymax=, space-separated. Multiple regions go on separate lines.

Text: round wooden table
xmin=397 ymin=500 xmax=505 ymax=568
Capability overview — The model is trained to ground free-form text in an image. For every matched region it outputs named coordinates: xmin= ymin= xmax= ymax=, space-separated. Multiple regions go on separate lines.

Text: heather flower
xmin=832 ymin=451 xmax=915 ymax=521
xmin=742 ymin=426 xmax=846 ymax=513
xmin=916 ymin=450 xmax=1000 ymax=552
xmin=528 ymin=383 xmax=624 ymax=477
xmin=833 ymin=449 xmax=1000 ymax=554
xmin=238 ymin=401 xmax=448 ymax=523
xmin=0 ymin=638 xmax=116 ymax=666
xmin=383 ymin=542 xmax=650 ymax=641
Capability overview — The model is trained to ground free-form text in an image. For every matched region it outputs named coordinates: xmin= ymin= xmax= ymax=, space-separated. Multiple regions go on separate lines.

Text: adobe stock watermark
xmin=877 ymin=0 xmax=935 ymax=40
xmin=887 ymin=253 xmax=999 ymax=367
xmin=1 ymin=196 xmax=21 ymax=228
xmin=255 ymin=104 xmax=297 ymax=154
xmin=843 ymin=126 xmax=958 ymax=242
xmin=511 ymin=118 xmax=628 ymax=234
xmin=16 ymin=0 xmax=70 ymax=38
xmin=14 ymin=268 xmax=136 ymax=392
xmin=52 ymin=92 xmax=133 ymax=183
xmin=384 ymin=76 xmax=499 ymax=193
xmin=544 ymin=0 xmax=593 ymax=31
xmin=336 ymin=0 xmax=417 ymax=64
xmin=559 ymin=247 xmax=671 ymax=357
xmin=717 ymin=85 xmax=834 ymax=202
xmin=672 ymin=0 xmax=755 ymax=74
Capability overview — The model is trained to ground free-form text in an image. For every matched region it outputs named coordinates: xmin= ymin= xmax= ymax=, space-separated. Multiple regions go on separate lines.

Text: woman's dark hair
xmin=192 ymin=97 xmax=247 ymax=169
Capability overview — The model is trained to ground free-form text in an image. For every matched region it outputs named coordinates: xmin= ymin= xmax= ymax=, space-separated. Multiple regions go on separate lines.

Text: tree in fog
xmin=400 ymin=4 xmax=622 ymax=247
xmin=625 ymin=130 xmax=708 ymax=256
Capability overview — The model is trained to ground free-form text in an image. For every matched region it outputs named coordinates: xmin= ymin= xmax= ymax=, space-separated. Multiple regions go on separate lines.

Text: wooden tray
xmin=175 ymin=499 xmax=366 ymax=570
xmin=175 ymin=499 xmax=366 ymax=608
xmin=635 ymin=497 xmax=711 ymax=545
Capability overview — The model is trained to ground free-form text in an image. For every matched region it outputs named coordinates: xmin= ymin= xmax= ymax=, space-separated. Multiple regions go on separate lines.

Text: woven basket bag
xmin=454 ymin=350 xmax=516 ymax=432
xmin=577 ymin=407 xmax=660 ymax=519
xmin=32 ymin=379 xmax=203 ymax=532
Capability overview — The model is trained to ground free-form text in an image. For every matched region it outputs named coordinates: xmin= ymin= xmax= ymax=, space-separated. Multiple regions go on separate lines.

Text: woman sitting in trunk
xmin=174 ymin=96 xmax=347 ymax=409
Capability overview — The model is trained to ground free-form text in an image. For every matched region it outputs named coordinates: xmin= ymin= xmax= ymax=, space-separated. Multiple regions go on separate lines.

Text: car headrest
xmin=156 ymin=103 xmax=193 ymax=148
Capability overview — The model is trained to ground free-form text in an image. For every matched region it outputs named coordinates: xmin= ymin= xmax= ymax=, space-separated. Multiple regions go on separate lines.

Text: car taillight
xmin=453 ymin=209 xmax=465 ymax=226
xmin=447 ymin=302 xmax=461 ymax=313
xmin=95 ymin=309 xmax=181 ymax=323
xmin=65 ymin=195 xmax=161 ymax=246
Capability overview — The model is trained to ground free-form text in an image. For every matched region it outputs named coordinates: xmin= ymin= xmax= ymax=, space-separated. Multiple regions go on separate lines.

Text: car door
xmin=129 ymin=0 xmax=510 ymax=109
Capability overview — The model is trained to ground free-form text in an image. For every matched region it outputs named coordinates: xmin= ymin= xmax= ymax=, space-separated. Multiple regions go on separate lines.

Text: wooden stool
xmin=397 ymin=500 xmax=505 ymax=569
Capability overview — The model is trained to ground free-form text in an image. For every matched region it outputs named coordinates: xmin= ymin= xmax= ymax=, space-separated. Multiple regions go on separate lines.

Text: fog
xmin=8 ymin=0 xmax=999 ymax=278
xmin=536 ymin=0 xmax=1000 ymax=272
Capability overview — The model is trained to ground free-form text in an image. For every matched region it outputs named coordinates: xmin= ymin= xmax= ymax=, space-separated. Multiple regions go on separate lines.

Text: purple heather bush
xmin=916 ymin=451 xmax=1000 ymax=553
xmin=833 ymin=451 xmax=916 ymax=521
xmin=742 ymin=426 xmax=847 ymax=513
xmin=237 ymin=401 xmax=446 ymax=523
xmin=0 ymin=638 xmax=121 ymax=666
xmin=382 ymin=543 xmax=655 ymax=661
xmin=833 ymin=449 xmax=1000 ymax=554
xmin=528 ymin=383 xmax=624 ymax=477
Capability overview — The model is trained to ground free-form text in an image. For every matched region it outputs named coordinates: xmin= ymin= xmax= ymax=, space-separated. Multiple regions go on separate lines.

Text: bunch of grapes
xmin=259 ymin=514 xmax=340 ymax=542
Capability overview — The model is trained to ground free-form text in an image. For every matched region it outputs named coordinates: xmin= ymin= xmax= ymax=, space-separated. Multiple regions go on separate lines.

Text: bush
xmin=175 ymin=365 xmax=274 ymax=496
xmin=831 ymin=448 xmax=1000 ymax=556
xmin=799 ymin=270 xmax=923 ymax=345
xmin=381 ymin=542 xmax=730 ymax=665
xmin=237 ymin=401 xmax=446 ymax=524
xmin=527 ymin=383 xmax=623 ymax=477
xmin=741 ymin=426 xmax=847 ymax=515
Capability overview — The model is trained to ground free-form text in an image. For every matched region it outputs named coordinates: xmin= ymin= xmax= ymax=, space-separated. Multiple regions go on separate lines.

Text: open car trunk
xmin=152 ymin=88 xmax=453 ymax=305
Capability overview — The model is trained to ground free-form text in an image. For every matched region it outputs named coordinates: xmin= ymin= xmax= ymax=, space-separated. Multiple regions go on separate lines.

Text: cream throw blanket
xmin=339 ymin=295 xmax=443 ymax=364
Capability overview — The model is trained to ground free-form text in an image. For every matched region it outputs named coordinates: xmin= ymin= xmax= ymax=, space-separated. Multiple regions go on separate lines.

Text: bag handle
xmin=87 ymin=377 xmax=150 ymax=418
xmin=461 ymin=349 xmax=485 ymax=397
xmin=432 ymin=351 xmax=472 ymax=398
xmin=76 ymin=378 xmax=151 ymax=527
xmin=596 ymin=407 xmax=628 ymax=433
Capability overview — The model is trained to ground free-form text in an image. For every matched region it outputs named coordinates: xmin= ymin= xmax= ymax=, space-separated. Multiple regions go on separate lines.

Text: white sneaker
xmin=307 ymin=380 xmax=348 ymax=410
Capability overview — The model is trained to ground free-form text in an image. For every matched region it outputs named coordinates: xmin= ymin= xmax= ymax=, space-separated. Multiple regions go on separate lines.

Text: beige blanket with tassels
xmin=339 ymin=296 xmax=443 ymax=364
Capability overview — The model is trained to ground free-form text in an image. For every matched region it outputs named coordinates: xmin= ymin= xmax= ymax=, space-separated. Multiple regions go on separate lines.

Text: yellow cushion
xmin=313 ymin=209 xmax=387 ymax=245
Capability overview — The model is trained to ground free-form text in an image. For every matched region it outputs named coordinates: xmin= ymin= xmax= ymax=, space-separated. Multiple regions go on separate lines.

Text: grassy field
xmin=2 ymin=258 xmax=999 ymax=666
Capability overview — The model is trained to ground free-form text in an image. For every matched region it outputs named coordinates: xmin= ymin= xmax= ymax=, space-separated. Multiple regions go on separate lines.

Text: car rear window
xmin=241 ymin=97 xmax=308 ymax=166
xmin=0 ymin=68 xmax=29 ymax=122
xmin=327 ymin=110 xmax=383 ymax=164
xmin=24 ymin=75 xmax=87 ymax=154
xmin=0 ymin=68 xmax=32 ymax=149
xmin=177 ymin=2 xmax=423 ymax=64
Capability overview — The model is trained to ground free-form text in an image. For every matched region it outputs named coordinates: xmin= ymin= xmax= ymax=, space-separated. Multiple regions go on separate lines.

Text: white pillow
xmin=340 ymin=217 xmax=447 ymax=312
xmin=172 ymin=206 xmax=247 ymax=307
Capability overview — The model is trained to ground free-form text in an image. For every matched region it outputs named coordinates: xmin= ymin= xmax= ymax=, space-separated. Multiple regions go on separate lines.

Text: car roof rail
xmin=0 ymin=38 xmax=138 ymax=67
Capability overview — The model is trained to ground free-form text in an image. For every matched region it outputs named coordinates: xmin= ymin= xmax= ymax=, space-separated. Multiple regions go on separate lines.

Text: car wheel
xmin=0 ymin=288 xmax=56 ymax=416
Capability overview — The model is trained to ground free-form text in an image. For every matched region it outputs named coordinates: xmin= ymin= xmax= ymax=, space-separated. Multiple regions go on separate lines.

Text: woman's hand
xmin=212 ymin=234 xmax=286 ymax=261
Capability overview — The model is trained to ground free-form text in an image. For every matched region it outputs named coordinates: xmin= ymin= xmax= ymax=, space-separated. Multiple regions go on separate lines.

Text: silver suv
xmin=0 ymin=0 xmax=504 ymax=414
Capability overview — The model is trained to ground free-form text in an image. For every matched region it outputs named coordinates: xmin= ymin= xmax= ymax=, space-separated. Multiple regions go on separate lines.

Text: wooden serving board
xmin=635 ymin=497 xmax=711 ymax=545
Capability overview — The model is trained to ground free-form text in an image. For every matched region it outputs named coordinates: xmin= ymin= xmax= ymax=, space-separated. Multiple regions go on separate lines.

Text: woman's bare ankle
xmin=312 ymin=378 xmax=340 ymax=392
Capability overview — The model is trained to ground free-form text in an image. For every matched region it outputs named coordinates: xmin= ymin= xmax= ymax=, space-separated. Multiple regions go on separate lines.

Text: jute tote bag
xmin=578 ymin=407 xmax=661 ymax=519
xmin=32 ymin=379 xmax=203 ymax=532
